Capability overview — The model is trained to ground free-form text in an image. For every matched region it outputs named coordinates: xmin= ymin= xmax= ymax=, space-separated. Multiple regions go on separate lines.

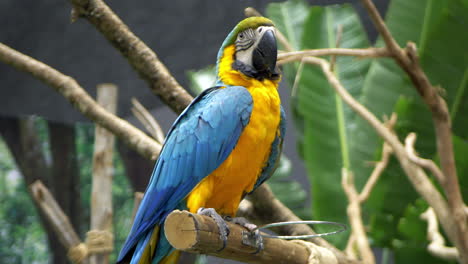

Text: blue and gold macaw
xmin=117 ymin=16 xmax=285 ymax=264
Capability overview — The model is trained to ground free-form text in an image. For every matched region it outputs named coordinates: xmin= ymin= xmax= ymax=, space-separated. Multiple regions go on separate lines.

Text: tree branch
xmin=360 ymin=1 xmax=467 ymax=259
xmin=404 ymin=133 xmax=445 ymax=184
xmin=70 ymin=0 xmax=193 ymax=114
xmin=279 ymin=55 xmax=459 ymax=262
xmin=131 ymin=97 xmax=165 ymax=144
xmin=0 ymin=42 xmax=161 ymax=161
xmin=29 ymin=181 xmax=86 ymax=263
xmin=164 ymin=210 xmax=337 ymax=264
xmin=341 ymin=169 xmax=375 ymax=264
xmin=420 ymin=208 xmax=459 ymax=261
xmin=278 ymin=48 xmax=390 ymax=65
xmin=358 ymin=115 xmax=395 ymax=203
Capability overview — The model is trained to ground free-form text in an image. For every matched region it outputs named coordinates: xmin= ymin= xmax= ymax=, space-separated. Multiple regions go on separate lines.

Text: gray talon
xmin=228 ymin=216 xmax=264 ymax=253
xmin=197 ymin=207 xmax=229 ymax=251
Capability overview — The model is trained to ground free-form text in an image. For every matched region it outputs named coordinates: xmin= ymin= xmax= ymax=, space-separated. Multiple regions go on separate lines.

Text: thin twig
xmin=330 ymin=25 xmax=344 ymax=72
xmin=278 ymin=47 xmax=390 ymax=65
xmin=359 ymin=142 xmax=392 ymax=203
xmin=420 ymin=208 xmax=459 ymax=261
xmin=290 ymin=59 xmax=305 ymax=98
xmin=358 ymin=114 xmax=396 ymax=202
xmin=404 ymin=133 xmax=445 ymax=184
xmin=360 ymin=1 xmax=467 ymax=259
xmin=244 ymin=7 xmax=294 ymax=52
xmin=131 ymin=98 xmax=165 ymax=144
xmin=0 ymin=42 xmax=162 ymax=160
xmin=344 ymin=115 xmax=395 ymax=260
xmin=341 ymin=169 xmax=375 ymax=264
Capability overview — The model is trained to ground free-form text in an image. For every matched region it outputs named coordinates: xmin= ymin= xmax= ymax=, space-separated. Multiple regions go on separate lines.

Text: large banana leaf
xmin=362 ymin=1 xmax=468 ymax=256
xmin=269 ymin=2 xmax=372 ymax=247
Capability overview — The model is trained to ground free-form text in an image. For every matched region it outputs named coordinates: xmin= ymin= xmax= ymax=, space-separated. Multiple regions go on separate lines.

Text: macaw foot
xmin=225 ymin=216 xmax=264 ymax=254
xmin=197 ymin=207 xmax=229 ymax=251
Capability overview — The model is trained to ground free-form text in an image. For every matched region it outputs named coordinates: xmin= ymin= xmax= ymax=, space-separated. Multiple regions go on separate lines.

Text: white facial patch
xmin=235 ymin=26 xmax=275 ymax=67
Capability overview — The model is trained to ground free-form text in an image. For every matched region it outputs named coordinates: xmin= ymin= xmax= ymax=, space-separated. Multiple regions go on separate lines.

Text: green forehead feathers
xmin=223 ymin=17 xmax=275 ymax=47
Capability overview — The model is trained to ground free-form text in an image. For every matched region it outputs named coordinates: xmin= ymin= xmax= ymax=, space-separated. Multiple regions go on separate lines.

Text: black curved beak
xmin=252 ymin=29 xmax=277 ymax=75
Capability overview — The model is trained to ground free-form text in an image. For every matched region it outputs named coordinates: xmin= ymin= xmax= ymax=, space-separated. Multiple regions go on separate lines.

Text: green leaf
xmin=288 ymin=4 xmax=371 ymax=247
xmin=418 ymin=0 xmax=468 ymax=140
xmin=397 ymin=199 xmax=428 ymax=242
xmin=266 ymin=0 xmax=309 ymax=51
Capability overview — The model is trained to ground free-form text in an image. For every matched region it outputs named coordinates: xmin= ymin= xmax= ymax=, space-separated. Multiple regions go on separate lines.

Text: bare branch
xmin=358 ymin=114 xmax=396 ymax=202
xmin=0 ymin=42 xmax=162 ymax=160
xmin=279 ymin=55 xmax=458 ymax=261
xmin=342 ymin=169 xmax=375 ymax=264
xmin=164 ymin=210 xmax=337 ymax=264
xmin=420 ymin=208 xmax=459 ymax=261
xmin=278 ymin=47 xmax=390 ymax=65
xmin=70 ymin=0 xmax=193 ymax=114
xmin=359 ymin=142 xmax=392 ymax=203
xmin=131 ymin=98 xmax=165 ymax=143
xmin=29 ymin=181 xmax=86 ymax=263
xmin=360 ymin=0 xmax=467 ymax=258
xmin=330 ymin=25 xmax=344 ymax=72
xmin=404 ymin=133 xmax=445 ymax=184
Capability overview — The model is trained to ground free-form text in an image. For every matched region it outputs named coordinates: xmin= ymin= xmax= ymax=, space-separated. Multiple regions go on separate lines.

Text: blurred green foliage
xmin=0 ymin=136 xmax=49 ymax=263
xmin=0 ymin=121 xmax=134 ymax=263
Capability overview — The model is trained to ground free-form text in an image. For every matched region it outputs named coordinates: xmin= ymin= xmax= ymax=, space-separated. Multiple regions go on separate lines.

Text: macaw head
xmin=216 ymin=17 xmax=280 ymax=85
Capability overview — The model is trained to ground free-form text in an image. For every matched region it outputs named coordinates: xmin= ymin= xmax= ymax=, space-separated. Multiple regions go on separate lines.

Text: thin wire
xmin=252 ymin=220 xmax=347 ymax=240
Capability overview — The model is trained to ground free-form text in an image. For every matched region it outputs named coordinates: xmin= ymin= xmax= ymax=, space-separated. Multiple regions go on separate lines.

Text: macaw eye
xmin=239 ymin=33 xmax=244 ymax=39
xmin=258 ymin=27 xmax=263 ymax=33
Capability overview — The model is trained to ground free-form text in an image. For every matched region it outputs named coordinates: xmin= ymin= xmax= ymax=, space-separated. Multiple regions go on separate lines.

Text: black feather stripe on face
xmin=235 ymin=29 xmax=255 ymax=52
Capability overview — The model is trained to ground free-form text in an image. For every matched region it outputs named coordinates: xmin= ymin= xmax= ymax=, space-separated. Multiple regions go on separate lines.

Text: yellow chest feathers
xmin=186 ymin=45 xmax=281 ymax=216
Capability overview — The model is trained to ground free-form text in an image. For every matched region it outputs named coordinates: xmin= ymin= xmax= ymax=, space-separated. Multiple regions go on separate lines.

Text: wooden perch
xmin=164 ymin=210 xmax=337 ymax=264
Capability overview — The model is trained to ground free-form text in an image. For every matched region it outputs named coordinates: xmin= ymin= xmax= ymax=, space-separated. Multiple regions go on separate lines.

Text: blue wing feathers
xmin=117 ymin=86 xmax=253 ymax=263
